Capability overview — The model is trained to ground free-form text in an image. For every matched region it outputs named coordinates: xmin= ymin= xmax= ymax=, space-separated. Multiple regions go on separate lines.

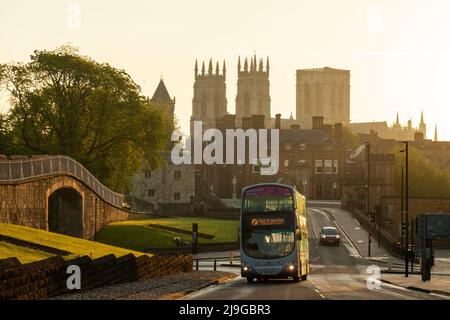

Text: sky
xmin=1 ymin=0 xmax=450 ymax=140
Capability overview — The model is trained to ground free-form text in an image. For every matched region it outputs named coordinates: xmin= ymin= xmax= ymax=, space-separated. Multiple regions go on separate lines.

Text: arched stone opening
xmin=48 ymin=188 xmax=83 ymax=237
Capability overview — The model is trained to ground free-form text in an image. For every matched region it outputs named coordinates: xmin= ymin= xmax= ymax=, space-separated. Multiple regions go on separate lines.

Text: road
xmin=185 ymin=206 xmax=447 ymax=300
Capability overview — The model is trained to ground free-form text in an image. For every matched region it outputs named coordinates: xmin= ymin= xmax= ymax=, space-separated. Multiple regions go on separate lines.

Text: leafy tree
xmin=392 ymin=145 xmax=450 ymax=198
xmin=0 ymin=46 xmax=169 ymax=192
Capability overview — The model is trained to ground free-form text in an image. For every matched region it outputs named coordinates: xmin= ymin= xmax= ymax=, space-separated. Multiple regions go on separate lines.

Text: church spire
xmin=395 ymin=111 xmax=400 ymax=126
xmin=420 ymin=110 xmax=425 ymax=124
xmin=222 ymin=60 xmax=226 ymax=80
xmin=244 ymin=57 xmax=248 ymax=72
xmin=201 ymin=61 xmax=205 ymax=76
xmin=208 ymin=59 xmax=213 ymax=75
xmin=215 ymin=61 xmax=220 ymax=75
xmin=259 ymin=58 xmax=263 ymax=72
xmin=194 ymin=59 xmax=198 ymax=78
xmin=266 ymin=56 xmax=270 ymax=74
xmin=435 ymin=124 xmax=438 ymax=142
xmin=237 ymin=56 xmax=241 ymax=72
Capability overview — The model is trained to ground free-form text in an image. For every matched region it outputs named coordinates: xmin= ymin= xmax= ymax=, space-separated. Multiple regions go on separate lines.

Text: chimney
xmin=414 ymin=131 xmax=424 ymax=142
xmin=275 ymin=113 xmax=281 ymax=129
xmin=334 ymin=123 xmax=343 ymax=143
xmin=312 ymin=116 xmax=324 ymax=129
xmin=251 ymin=114 xmax=265 ymax=129
xmin=322 ymin=124 xmax=333 ymax=137
xmin=242 ymin=117 xmax=251 ymax=129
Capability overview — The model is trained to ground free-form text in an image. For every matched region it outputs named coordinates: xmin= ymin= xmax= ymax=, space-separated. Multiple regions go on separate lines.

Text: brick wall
xmin=0 ymin=254 xmax=192 ymax=300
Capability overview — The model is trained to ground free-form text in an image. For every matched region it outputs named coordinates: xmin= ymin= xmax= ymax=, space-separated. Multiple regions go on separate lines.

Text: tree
xmin=0 ymin=46 xmax=169 ymax=192
xmin=393 ymin=145 xmax=450 ymax=198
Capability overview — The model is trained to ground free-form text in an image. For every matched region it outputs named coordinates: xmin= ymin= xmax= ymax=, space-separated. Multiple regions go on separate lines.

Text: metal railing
xmin=0 ymin=155 xmax=124 ymax=208
xmin=193 ymin=253 xmax=241 ymax=271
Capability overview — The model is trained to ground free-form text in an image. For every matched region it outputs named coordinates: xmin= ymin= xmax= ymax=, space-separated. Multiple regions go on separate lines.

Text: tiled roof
xmin=151 ymin=80 xmax=172 ymax=102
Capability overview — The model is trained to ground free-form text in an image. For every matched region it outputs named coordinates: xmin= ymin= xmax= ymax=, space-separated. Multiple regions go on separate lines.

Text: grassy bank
xmin=95 ymin=217 xmax=240 ymax=251
xmin=0 ymin=223 xmax=148 ymax=263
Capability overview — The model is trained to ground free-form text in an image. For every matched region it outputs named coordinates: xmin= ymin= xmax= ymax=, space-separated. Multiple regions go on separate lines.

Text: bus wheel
xmin=246 ymin=277 xmax=254 ymax=284
xmin=292 ymin=274 xmax=300 ymax=282
xmin=301 ymin=274 xmax=308 ymax=281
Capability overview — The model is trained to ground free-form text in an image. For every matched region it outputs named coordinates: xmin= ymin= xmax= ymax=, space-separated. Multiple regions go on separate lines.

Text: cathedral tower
xmin=235 ymin=54 xmax=271 ymax=127
xmin=191 ymin=59 xmax=227 ymax=132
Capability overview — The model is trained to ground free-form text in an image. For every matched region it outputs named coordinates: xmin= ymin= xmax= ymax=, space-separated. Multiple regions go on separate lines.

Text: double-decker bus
xmin=240 ymin=183 xmax=309 ymax=283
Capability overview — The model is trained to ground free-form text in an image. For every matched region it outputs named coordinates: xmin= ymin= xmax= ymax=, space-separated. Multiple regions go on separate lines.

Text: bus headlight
xmin=288 ymin=265 xmax=295 ymax=271
xmin=243 ymin=266 xmax=249 ymax=271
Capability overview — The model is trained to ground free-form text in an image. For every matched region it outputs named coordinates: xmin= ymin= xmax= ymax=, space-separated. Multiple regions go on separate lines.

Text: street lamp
xmin=399 ymin=165 xmax=404 ymax=258
xmin=232 ymin=175 xmax=237 ymax=200
xmin=364 ymin=142 xmax=372 ymax=257
xmin=399 ymin=141 xmax=409 ymax=277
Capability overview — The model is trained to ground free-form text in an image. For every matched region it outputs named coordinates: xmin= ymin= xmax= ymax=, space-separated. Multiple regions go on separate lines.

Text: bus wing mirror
xmin=296 ymin=229 xmax=302 ymax=240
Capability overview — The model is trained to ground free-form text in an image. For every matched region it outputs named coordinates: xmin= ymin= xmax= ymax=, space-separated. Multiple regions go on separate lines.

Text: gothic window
xmin=201 ymin=93 xmax=207 ymax=118
xmin=315 ymin=84 xmax=322 ymax=114
xmin=215 ymin=94 xmax=221 ymax=117
xmin=304 ymin=84 xmax=310 ymax=114
xmin=258 ymin=91 xmax=263 ymax=114
xmin=339 ymin=84 xmax=344 ymax=117
xmin=244 ymin=91 xmax=250 ymax=115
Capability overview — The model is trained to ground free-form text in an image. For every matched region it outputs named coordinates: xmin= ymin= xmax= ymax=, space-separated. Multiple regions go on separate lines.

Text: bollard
xmin=196 ymin=259 xmax=199 ymax=271
xmin=214 ymin=260 xmax=217 ymax=271
xmin=230 ymin=251 xmax=233 ymax=265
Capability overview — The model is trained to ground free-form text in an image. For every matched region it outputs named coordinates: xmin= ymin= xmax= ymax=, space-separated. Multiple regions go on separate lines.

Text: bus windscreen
xmin=242 ymin=185 xmax=294 ymax=213
xmin=241 ymin=214 xmax=295 ymax=259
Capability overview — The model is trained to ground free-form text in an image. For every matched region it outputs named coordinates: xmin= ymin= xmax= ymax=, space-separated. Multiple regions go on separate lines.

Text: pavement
xmin=52 ymin=271 xmax=236 ymax=300
xmin=381 ymin=274 xmax=450 ymax=297
xmin=183 ymin=203 xmax=449 ymax=300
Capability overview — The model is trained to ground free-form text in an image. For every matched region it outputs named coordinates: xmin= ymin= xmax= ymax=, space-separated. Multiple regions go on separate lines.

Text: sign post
xmin=192 ymin=223 xmax=198 ymax=254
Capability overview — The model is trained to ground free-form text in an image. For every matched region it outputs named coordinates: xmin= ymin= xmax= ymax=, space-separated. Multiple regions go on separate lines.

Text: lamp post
xmin=232 ymin=175 xmax=237 ymax=200
xmin=399 ymin=141 xmax=409 ymax=277
xmin=400 ymin=165 xmax=404 ymax=254
xmin=364 ymin=142 xmax=371 ymax=257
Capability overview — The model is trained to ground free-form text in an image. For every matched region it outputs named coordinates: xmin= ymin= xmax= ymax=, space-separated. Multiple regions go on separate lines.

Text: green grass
xmin=0 ymin=222 xmax=149 ymax=263
xmin=95 ymin=217 xmax=240 ymax=251
xmin=0 ymin=241 xmax=55 ymax=264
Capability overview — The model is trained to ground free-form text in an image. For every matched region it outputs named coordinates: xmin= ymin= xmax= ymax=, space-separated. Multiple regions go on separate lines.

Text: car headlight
xmin=336 ymin=235 xmax=340 ymax=239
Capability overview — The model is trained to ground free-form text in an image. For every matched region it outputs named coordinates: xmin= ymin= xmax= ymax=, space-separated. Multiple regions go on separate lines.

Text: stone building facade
xmin=350 ymin=111 xmax=428 ymax=141
xmin=296 ymin=67 xmax=350 ymax=129
xmin=200 ymin=114 xmax=351 ymax=200
xmin=128 ymin=79 xmax=195 ymax=213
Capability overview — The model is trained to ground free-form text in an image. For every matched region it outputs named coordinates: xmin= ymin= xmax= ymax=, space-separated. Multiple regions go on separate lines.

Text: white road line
xmin=353 ymin=218 xmax=360 ymax=226
xmin=319 ymin=293 xmax=326 ymax=299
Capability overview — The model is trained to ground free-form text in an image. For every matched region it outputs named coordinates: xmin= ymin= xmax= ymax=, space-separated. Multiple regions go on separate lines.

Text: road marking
xmin=319 ymin=293 xmax=326 ymax=299
xmin=353 ymin=218 xmax=360 ymax=226
xmin=357 ymin=240 xmax=364 ymax=243
xmin=314 ymin=289 xmax=320 ymax=293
